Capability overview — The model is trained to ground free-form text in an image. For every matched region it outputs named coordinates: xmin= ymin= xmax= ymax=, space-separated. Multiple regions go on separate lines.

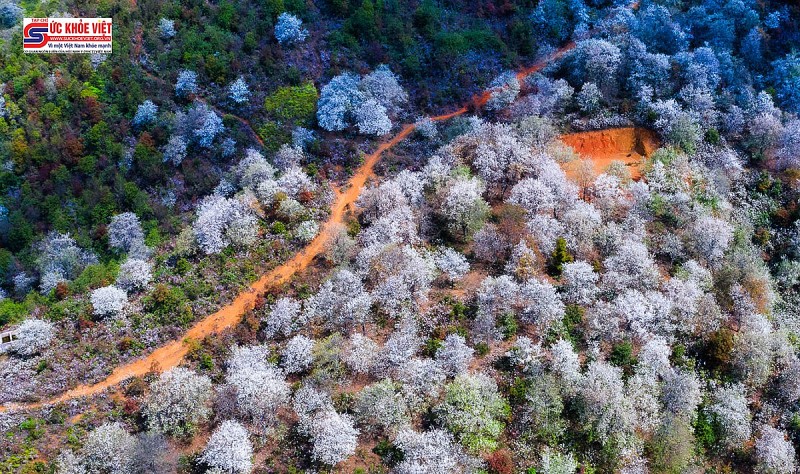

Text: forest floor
xmin=0 ymin=42 xmax=653 ymax=414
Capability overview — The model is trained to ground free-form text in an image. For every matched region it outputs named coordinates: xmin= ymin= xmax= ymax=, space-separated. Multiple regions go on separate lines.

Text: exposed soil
xmin=560 ymin=127 xmax=660 ymax=180
xmin=0 ymin=42 xmax=620 ymax=413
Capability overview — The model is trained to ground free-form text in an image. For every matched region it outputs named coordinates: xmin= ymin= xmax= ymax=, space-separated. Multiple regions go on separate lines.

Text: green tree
xmin=548 ymin=237 xmax=573 ymax=276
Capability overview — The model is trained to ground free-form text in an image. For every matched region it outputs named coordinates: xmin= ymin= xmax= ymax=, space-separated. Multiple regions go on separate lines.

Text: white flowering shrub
xmin=277 ymin=165 xmax=315 ymax=198
xmin=396 ymin=358 xmax=446 ymax=408
xmin=144 ymin=368 xmax=213 ymax=436
xmin=158 ymin=18 xmax=175 ymax=38
xmin=550 ymin=339 xmax=582 ymax=393
xmin=132 ymin=100 xmax=158 ymax=127
xmin=185 ymin=103 xmax=224 ymax=148
xmin=690 ymin=215 xmax=734 ymax=265
xmin=163 ymin=134 xmax=188 ymax=166
xmin=308 ymin=411 xmax=360 ymax=465
xmin=12 ymin=318 xmax=55 ymax=357
xmin=0 ymin=1 xmax=22 ymax=29
xmin=193 ymin=195 xmax=258 ymax=254
xmin=226 ymin=345 xmax=291 ymax=429
xmin=90 ymin=285 xmax=128 ymax=317
xmin=506 ymin=336 xmax=544 ymax=375
xmin=435 ymin=373 xmax=510 ymax=452
xmin=263 ymin=297 xmax=306 ymax=339
xmin=354 ymin=378 xmax=410 ymax=434
xmin=175 ymin=70 xmax=198 ymax=97
xmin=274 ymin=12 xmax=308 ymax=45
xmin=520 ymin=278 xmax=565 ymax=332
xmin=561 ymin=261 xmax=599 ymax=305
xmin=707 ymin=383 xmax=752 ymax=450
xmin=55 ymin=450 xmax=84 ymax=474
xmin=228 ymin=77 xmax=250 ymax=104
xmin=435 ymin=334 xmax=474 ymax=377
xmin=305 ymin=269 xmax=372 ymax=332
xmin=116 ymin=258 xmax=152 ymax=292
xmin=292 ymin=126 xmax=316 ymax=149
xmin=755 ymin=425 xmax=796 ymax=474
xmin=294 ymin=220 xmax=318 ymax=243
xmin=316 ymin=66 xmax=406 ymax=135
xmin=540 ymin=447 xmax=579 ymax=474
xmin=578 ymin=360 xmax=636 ymax=444
xmin=355 ymin=98 xmax=392 ymax=136
xmin=200 ymin=420 xmax=253 ymax=474
xmin=434 ymin=247 xmax=470 ymax=281
xmin=416 ymin=116 xmax=438 ymax=139
xmin=107 ymin=212 xmax=146 ymax=255
xmin=282 ymin=335 xmax=314 ymax=374
xmin=293 ymin=385 xmax=359 ymax=465
xmin=82 ymin=422 xmax=136 ymax=473
xmin=485 ymin=72 xmax=521 ymax=111
xmin=344 ymin=333 xmax=380 ymax=375
xmin=317 ymin=73 xmax=363 ymax=131
xmin=394 ymin=428 xmax=483 ymax=474
xmin=36 ymin=232 xmax=97 ymax=293
xmin=440 ymin=177 xmax=489 ymax=239
xmin=361 ymin=65 xmax=408 ymax=114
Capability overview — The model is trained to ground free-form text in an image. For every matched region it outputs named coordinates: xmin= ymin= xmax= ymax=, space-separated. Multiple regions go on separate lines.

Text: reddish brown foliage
xmin=486 ymin=449 xmax=514 ymax=474
xmin=54 ymin=282 xmax=69 ymax=301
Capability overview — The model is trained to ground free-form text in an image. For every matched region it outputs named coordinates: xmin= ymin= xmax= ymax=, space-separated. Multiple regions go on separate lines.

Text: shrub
xmin=90 ymin=285 xmax=128 ymax=317
xmin=175 ymin=70 xmax=198 ymax=97
xmin=435 ymin=373 xmax=510 ymax=452
xmin=274 ymin=12 xmax=308 ymax=45
xmin=228 ymin=77 xmax=251 ymax=104
xmin=264 ymin=82 xmax=318 ymax=124
xmin=12 ymin=319 xmax=55 ymax=357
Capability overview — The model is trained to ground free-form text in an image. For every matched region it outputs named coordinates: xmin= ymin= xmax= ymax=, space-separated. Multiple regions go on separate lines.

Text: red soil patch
xmin=560 ymin=127 xmax=660 ymax=180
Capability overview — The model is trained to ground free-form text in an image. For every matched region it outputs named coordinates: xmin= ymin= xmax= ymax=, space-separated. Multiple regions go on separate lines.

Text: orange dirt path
xmin=560 ymin=127 xmax=660 ymax=180
xmin=0 ymin=43 xmax=611 ymax=414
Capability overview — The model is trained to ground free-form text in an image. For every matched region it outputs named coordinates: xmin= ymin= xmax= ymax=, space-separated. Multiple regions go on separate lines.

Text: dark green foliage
xmin=475 ymin=342 xmax=490 ymax=356
xmin=500 ymin=312 xmax=518 ymax=339
xmin=700 ymin=328 xmax=735 ymax=376
xmin=424 ymin=337 xmax=443 ymax=357
xmin=548 ymin=237 xmax=573 ymax=277
xmin=69 ymin=262 xmax=120 ymax=294
xmin=143 ymin=283 xmax=193 ymax=326
xmin=609 ymin=340 xmax=637 ymax=376
xmin=546 ymin=304 xmax=584 ymax=345
xmin=692 ymin=410 xmax=717 ymax=452
xmin=373 ymin=439 xmax=404 ymax=466
xmin=705 ymin=128 xmax=720 ymax=145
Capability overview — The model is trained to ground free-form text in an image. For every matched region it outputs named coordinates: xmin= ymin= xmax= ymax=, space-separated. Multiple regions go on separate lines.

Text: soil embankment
xmin=560 ymin=127 xmax=660 ymax=179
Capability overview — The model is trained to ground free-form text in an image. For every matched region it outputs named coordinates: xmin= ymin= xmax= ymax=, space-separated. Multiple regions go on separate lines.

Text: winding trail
xmin=0 ymin=44 xmax=577 ymax=414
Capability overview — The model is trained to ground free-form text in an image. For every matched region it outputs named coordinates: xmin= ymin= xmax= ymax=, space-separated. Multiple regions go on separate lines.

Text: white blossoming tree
xmin=282 ymin=334 xmax=314 ymax=374
xmin=200 ymin=420 xmax=253 ymax=474
xmin=144 ymin=368 xmax=213 ymax=436
xmin=90 ymin=285 xmax=128 ymax=317
xmin=116 ymin=258 xmax=152 ymax=292
xmin=12 ymin=318 xmax=55 ymax=357
xmin=274 ymin=12 xmax=308 ymax=45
